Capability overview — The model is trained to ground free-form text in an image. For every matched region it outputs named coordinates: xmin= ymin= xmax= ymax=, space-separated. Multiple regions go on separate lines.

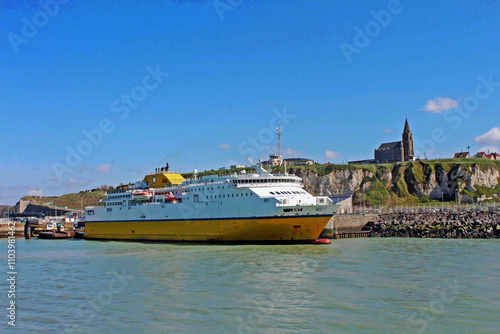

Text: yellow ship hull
xmin=85 ymin=215 xmax=332 ymax=243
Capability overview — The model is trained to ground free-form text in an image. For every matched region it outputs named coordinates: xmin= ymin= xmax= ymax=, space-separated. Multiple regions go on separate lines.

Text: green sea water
xmin=2 ymin=238 xmax=499 ymax=333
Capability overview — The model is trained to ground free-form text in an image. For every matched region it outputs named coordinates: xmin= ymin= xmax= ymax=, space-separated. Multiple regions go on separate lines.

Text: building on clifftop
xmin=373 ymin=119 xmax=415 ymax=164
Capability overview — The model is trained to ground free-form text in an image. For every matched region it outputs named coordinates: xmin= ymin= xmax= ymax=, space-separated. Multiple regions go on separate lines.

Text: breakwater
xmin=366 ymin=212 xmax=500 ymax=239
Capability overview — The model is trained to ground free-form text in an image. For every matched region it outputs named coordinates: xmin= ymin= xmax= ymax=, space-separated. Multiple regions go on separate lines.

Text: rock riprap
xmin=365 ymin=211 xmax=500 ymax=238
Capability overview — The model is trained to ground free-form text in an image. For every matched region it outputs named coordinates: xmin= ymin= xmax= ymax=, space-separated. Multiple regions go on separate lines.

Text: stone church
xmin=374 ymin=119 xmax=414 ymax=163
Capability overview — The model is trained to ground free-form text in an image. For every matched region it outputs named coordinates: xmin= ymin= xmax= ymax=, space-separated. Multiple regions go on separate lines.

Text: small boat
xmin=38 ymin=230 xmax=75 ymax=239
xmin=133 ymin=190 xmax=152 ymax=201
xmin=164 ymin=192 xmax=177 ymax=203
xmin=37 ymin=223 xmax=75 ymax=239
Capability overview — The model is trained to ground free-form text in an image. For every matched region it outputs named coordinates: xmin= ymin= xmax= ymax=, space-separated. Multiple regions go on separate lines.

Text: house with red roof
xmin=474 ymin=152 xmax=487 ymax=159
xmin=454 ymin=152 xmax=470 ymax=159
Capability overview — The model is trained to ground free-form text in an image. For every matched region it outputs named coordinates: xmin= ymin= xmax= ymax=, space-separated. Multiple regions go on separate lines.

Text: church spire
xmin=402 ymin=118 xmax=414 ymax=162
xmin=404 ymin=118 xmax=411 ymax=132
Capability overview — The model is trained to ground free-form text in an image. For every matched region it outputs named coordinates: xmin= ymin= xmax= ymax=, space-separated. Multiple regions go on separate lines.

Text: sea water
xmin=2 ymin=238 xmax=499 ymax=333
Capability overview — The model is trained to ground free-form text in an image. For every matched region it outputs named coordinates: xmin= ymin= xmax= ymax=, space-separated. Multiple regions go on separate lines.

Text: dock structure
xmin=332 ymin=231 xmax=371 ymax=239
xmin=24 ymin=220 xmax=31 ymax=239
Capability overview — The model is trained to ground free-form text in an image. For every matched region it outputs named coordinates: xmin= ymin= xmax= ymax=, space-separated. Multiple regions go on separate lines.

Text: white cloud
xmin=475 ymin=127 xmax=500 ymax=145
xmin=94 ymin=164 xmax=111 ymax=173
xmin=420 ymin=97 xmax=460 ymax=114
xmin=383 ymin=129 xmax=394 ymax=134
xmin=27 ymin=189 xmax=43 ymax=197
xmin=325 ymin=150 xmax=341 ymax=160
xmin=219 ymin=144 xmax=231 ymax=150
xmin=479 ymin=146 xmax=499 ymax=154
xmin=283 ymin=147 xmax=304 ymax=157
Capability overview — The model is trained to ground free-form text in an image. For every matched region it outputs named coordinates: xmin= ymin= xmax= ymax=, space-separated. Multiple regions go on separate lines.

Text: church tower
xmin=402 ymin=118 xmax=414 ymax=161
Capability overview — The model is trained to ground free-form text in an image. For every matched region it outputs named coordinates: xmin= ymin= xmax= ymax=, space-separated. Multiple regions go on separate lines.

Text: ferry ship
xmin=85 ymin=162 xmax=339 ymax=243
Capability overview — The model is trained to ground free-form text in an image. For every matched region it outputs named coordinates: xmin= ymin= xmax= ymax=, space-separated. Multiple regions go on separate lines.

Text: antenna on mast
xmin=277 ymin=126 xmax=282 ymax=166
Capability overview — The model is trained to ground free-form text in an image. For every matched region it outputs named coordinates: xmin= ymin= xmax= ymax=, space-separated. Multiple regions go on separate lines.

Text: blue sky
xmin=1 ymin=0 xmax=499 ymax=204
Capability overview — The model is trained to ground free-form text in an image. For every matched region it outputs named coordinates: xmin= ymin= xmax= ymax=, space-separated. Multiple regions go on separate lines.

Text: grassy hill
xmin=181 ymin=167 xmax=256 ymax=179
xmin=21 ymin=191 xmax=106 ymax=211
xmin=0 ymin=205 xmax=13 ymax=212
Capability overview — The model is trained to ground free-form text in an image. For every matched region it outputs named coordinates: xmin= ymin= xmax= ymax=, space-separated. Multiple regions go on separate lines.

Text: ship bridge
xmin=231 ymin=175 xmax=302 ymax=187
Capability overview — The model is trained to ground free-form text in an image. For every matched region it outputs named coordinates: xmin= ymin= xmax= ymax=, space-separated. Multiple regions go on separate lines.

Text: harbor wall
xmin=0 ymin=219 xmax=24 ymax=237
xmin=321 ymin=214 xmax=378 ymax=237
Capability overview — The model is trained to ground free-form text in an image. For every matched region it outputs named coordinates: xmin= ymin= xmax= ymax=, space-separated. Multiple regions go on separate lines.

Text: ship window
xmin=264 ymin=198 xmax=269 ymax=203
xmin=270 ymin=192 xmax=275 ymax=195
xmin=232 ymin=194 xmax=234 ymax=197
xmin=194 ymin=195 xmax=199 ymax=203
xmin=283 ymin=208 xmax=293 ymax=212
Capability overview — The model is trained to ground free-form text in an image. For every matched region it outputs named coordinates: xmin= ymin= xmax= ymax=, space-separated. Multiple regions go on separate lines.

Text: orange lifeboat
xmin=165 ymin=192 xmax=177 ymax=203
xmin=133 ymin=191 xmax=152 ymax=201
